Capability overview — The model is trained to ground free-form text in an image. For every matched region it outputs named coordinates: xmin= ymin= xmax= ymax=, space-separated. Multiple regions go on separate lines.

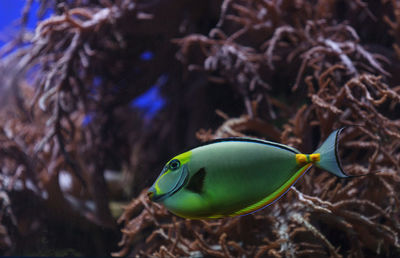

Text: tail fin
xmin=313 ymin=128 xmax=350 ymax=178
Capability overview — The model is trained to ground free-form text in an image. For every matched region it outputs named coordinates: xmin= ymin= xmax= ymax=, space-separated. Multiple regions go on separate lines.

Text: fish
xmin=147 ymin=128 xmax=349 ymax=219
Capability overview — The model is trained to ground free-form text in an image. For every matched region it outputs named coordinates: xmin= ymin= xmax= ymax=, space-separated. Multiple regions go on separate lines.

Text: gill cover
xmin=149 ymin=160 xmax=189 ymax=202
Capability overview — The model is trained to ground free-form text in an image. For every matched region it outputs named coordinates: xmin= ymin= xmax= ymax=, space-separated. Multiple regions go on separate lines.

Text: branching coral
xmin=28 ymin=0 xmax=158 ymax=228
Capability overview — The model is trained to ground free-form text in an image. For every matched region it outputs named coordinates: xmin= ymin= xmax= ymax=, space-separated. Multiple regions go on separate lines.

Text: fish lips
xmin=149 ymin=164 xmax=189 ymax=202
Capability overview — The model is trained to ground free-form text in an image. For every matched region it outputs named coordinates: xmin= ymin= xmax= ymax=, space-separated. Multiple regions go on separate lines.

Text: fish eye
xmin=169 ymin=159 xmax=180 ymax=170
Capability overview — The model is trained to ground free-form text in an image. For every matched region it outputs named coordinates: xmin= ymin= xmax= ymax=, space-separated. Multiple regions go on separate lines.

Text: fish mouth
xmin=148 ymin=164 xmax=189 ymax=202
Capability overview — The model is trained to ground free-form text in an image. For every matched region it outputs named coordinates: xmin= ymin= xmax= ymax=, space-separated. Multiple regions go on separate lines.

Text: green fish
xmin=147 ymin=128 xmax=348 ymax=219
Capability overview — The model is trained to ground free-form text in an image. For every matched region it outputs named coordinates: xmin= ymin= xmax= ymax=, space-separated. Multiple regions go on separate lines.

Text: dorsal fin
xmin=199 ymin=137 xmax=300 ymax=154
xmin=186 ymin=167 xmax=206 ymax=194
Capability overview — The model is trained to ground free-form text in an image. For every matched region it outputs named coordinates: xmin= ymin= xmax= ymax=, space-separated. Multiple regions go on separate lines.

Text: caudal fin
xmin=313 ymin=128 xmax=350 ymax=178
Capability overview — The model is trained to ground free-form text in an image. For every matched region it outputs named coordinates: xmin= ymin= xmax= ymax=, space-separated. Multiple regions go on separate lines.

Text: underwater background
xmin=0 ymin=0 xmax=399 ymax=257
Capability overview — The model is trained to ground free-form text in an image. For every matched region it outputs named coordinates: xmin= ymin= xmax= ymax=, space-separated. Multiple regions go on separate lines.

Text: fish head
xmin=148 ymin=151 xmax=191 ymax=202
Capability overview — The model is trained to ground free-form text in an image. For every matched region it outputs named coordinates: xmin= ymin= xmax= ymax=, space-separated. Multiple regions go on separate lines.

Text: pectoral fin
xmin=186 ymin=167 xmax=206 ymax=194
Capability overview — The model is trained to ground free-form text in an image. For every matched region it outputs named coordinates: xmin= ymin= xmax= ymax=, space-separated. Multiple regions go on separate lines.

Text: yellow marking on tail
xmin=310 ymin=153 xmax=320 ymax=162
xmin=296 ymin=154 xmax=308 ymax=165
xmin=296 ymin=153 xmax=320 ymax=165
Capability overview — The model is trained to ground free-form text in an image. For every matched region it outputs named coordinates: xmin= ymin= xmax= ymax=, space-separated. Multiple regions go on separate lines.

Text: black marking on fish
xmin=186 ymin=167 xmax=206 ymax=194
xmin=334 ymin=127 xmax=349 ymax=178
xmin=198 ymin=137 xmax=300 ymax=154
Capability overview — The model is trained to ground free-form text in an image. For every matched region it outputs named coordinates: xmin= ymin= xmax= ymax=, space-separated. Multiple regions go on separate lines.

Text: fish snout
xmin=147 ymin=189 xmax=155 ymax=201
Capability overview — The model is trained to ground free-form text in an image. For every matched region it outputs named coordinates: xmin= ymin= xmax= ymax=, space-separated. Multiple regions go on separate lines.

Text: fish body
xmin=148 ymin=129 xmax=347 ymax=219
